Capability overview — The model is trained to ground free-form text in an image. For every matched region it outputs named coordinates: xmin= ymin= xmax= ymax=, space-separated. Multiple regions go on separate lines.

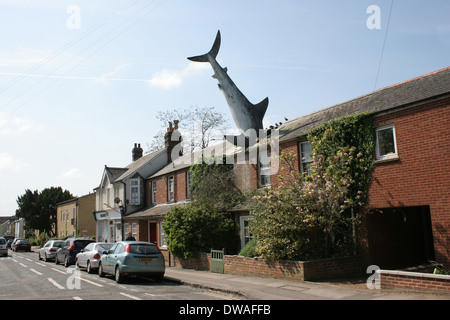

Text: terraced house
xmin=268 ymin=66 xmax=450 ymax=269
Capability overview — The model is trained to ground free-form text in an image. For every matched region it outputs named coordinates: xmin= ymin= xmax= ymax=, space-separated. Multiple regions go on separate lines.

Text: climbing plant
xmin=250 ymin=113 xmax=376 ymax=260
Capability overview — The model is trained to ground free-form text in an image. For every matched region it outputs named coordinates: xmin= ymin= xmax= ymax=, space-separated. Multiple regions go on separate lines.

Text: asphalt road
xmin=0 ymin=250 xmax=238 ymax=301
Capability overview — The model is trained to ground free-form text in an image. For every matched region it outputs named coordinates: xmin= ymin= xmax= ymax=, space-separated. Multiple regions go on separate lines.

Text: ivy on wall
xmin=249 ymin=112 xmax=376 ymax=260
xmin=307 ymin=112 xmax=376 ymax=211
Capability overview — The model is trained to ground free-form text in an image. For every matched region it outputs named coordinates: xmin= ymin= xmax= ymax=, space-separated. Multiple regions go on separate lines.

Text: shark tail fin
xmin=187 ymin=30 xmax=221 ymax=62
xmin=254 ymin=97 xmax=269 ymax=121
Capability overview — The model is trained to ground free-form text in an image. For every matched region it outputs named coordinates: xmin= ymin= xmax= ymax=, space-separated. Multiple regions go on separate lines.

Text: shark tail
xmin=254 ymin=97 xmax=269 ymax=122
xmin=187 ymin=30 xmax=221 ymax=62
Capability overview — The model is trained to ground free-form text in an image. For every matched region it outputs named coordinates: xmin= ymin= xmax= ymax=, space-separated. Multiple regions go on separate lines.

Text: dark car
xmin=12 ymin=238 xmax=31 ymax=252
xmin=55 ymin=237 xmax=94 ymax=267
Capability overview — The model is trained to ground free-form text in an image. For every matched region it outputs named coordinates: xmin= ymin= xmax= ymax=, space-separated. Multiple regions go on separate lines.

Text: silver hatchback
xmin=76 ymin=242 xmax=113 ymax=273
xmin=39 ymin=240 xmax=65 ymax=262
xmin=98 ymin=241 xmax=165 ymax=283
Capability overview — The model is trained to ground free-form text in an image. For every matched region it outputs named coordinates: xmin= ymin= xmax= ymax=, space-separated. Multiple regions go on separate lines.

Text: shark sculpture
xmin=188 ymin=30 xmax=269 ymax=133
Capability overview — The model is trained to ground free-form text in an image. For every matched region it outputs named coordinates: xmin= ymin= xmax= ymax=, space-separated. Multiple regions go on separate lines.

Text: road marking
xmin=51 ymin=267 xmax=66 ymax=275
xmin=11 ymin=259 xmax=18 ymax=263
xmin=25 ymin=258 xmax=32 ymax=262
xmin=73 ymin=296 xmax=82 ymax=300
xmin=119 ymin=292 xmax=142 ymax=300
xmin=29 ymin=268 xmax=43 ymax=276
xmin=35 ymin=262 xmax=46 ymax=267
xmin=80 ymin=277 xmax=103 ymax=287
xmin=47 ymin=278 xmax=65 ymax=290
xmin=19 ymin=263 xmax=27 ymax=268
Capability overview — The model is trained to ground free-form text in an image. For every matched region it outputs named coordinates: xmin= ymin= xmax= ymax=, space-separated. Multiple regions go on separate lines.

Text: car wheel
xmin=44 ymin=253 xmax=49 ymax=262
xmin=115 ymin=266 xmax=125 ymax=284
xmin=64 ymin=256 xmax=70 ymax=268
xmin=98 ymin=263 xmax=105 ymax=277
xmin=87 ymin=261 xmax=93 ymax=274
xmin=38 ymin=252 xmax=41 ymax=260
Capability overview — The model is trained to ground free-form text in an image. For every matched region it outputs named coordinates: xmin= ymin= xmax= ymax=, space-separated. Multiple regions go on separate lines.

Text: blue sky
xmin=0 ymin=0 xmax=449 ymax=216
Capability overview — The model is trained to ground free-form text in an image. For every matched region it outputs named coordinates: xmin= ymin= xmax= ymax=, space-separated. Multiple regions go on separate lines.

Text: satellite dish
xmin=114 ymin=197 xmax=121 ymax=204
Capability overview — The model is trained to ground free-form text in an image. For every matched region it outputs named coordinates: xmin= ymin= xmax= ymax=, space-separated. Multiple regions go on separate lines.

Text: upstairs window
xmin=168 ymin=176 xmax=174 ymax=202
xmin=186 ymin=170 xmax=193 ymax=199
xmin=151 ymin=181 xmax=157 ymax=205
xmin=376 ymin=124 xmax=398 ymax=160
xmin=130 ymin=178 xmax=141 ymax=205
xmin=300 ymin=141 xmax=313 ymax=175
xmin=259 ymin=150 xmax=271 ymax=187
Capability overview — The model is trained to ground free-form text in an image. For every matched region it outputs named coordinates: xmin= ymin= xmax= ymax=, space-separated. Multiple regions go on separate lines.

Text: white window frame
xmin=168 ymin=176 xmax=174 ymax=202
xmin=258 ymin=150 xmax=271 ymax=187
xmin=300 ymin=141 xmax=313 ymax=175
xmin=131 ymin=222 xmax=137 ymax=239
xmin=152 ymin=180 xmax=157 ymax=205
xmin=376 ymin=124 xmax=398 ymax=161
xmin=240 ymin=215 xmax=254 ymax=250
xmin=160 ymin=221 xmax=167 ymax=248
xmin=130 ymin=178 xmax=140 ymax=205
xmin=186 ymin=170 xmax=193 ymax=199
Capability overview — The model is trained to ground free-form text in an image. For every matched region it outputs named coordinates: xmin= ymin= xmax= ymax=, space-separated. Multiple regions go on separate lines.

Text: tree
xmin=147 ymin=106 xmax=229 ymax=153
xmin=163 ymin=156 xmax=243 ymax=258
xmin=251 ymin=113 xmax=375 ymax=261
xmin=163 ymin=202 xmax=238 ymax=259
xmin=16 ymin=187 xmax=74 ymax=237
xmin=190 ymin=155 xmax=244 ymax=210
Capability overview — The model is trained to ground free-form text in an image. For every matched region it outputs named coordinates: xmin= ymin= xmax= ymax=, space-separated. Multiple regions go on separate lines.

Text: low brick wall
xmin=169 ymin=252 xmax=364 ymax=281
xmin=379 ymin=270 xmax=450 ymax=293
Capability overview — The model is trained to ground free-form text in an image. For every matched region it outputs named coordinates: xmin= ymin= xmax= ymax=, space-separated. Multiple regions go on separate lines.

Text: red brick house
xmin=266 ymin=67 xmax=450 ymax=269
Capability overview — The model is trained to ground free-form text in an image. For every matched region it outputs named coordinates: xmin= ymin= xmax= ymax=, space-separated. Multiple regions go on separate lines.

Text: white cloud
xmin=0 ymin=113 xmax=45 ymax=136
xmin=57 ymin=168 xmax=81 ymax=180
xmin=0 ymin=153 xmax=28 ymax=171
xmin=148 ymin=62 xmax=209 ymax=90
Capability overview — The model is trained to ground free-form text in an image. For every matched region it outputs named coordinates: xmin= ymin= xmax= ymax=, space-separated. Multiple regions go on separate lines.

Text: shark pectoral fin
xmin=187 ymin=30 xmax=221 ymax=62
xmin=254 ymin=97 xmax=269 ymax=121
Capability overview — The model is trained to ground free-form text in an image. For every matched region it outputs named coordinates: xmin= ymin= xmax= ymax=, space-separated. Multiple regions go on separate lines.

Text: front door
xmin=149 ymin=222 xmax=157 ymax=244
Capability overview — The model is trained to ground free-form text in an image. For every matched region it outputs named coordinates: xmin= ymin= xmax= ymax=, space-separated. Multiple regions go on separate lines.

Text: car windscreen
xmin=73 ymin=240 xmax=94 ymax=249
xmin=128 ymin=244 xmax=159 ymax=255
xmin=0 ymin=238 xmax=6 ymax=244
xmin=17 ymin=240 xmax=30 ymax=244
xmin=53 ymin=241 xmax=64 ymax=248
xmin=97 ymin=244 xmax=113 ymax=251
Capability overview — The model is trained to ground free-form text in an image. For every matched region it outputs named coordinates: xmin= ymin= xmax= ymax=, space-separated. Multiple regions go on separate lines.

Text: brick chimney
xmin=165 ymin=120 xmax=182 ymax=162
xmin=132 ymin=143 xmax=143 ymax=161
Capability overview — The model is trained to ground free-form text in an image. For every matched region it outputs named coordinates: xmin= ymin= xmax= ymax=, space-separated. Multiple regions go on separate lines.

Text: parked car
xmin=0 ymin=237 xmax=8 ymax=257
xmin=38 ymin=240 xmax=65 ymax=262
xmin=55 ymin=237 xmax=94 ymax=267
xmin=3 ymin=235 xmax=14 ymax=248
xmin=76 ymin=242 xmax=113 ymax=273
xmin=11 ymin=238 xmax=31 ymax=252
xmin=98 ymin=241 xmax=165 ymax=283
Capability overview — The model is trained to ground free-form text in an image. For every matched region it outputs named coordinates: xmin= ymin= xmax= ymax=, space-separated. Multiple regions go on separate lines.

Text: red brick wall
xmin=146 ymin=168 xmax=189 ymax=206
xmin=170 ymin=253 xmax=364 ymax=281
xmin=366 ymin=97 xmax=450 ymax=267
xmin=271 ymin=139 xmax=301 ymax=188
xmin=379 ymin=270 xmax=450 ymax=293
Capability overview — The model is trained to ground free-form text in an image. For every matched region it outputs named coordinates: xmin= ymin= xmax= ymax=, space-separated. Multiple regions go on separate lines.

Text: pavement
xmin=164 ymin=267 xmax=450 ymax=300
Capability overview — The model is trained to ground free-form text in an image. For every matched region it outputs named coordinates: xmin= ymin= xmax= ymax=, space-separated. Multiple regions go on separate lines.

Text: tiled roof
xmin=279 ymin=67 xmax=450 ymax=142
